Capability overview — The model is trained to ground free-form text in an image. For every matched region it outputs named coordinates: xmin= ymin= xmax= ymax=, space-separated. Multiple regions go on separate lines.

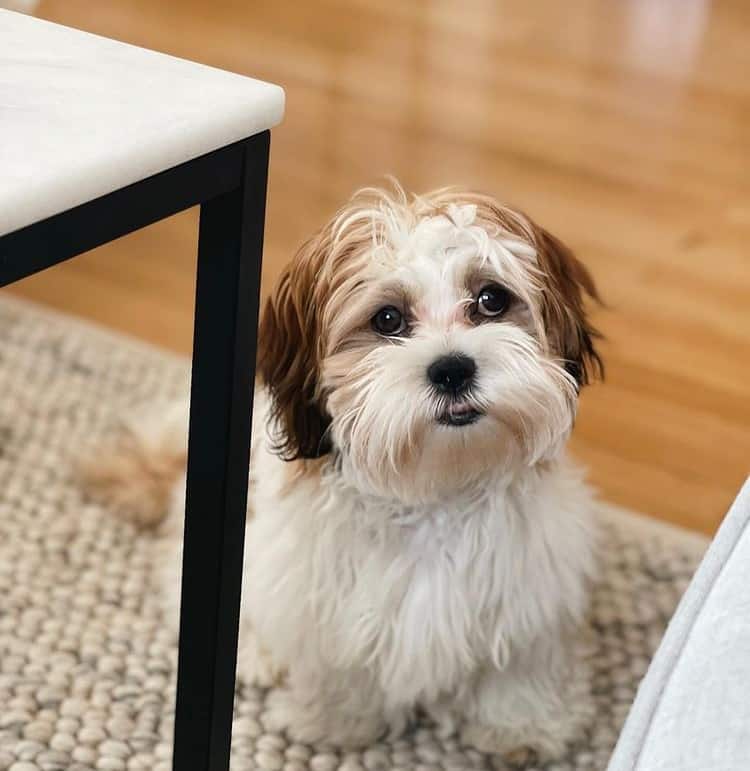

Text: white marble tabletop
xmin=0 ymin=10 xmax=284 ymax=236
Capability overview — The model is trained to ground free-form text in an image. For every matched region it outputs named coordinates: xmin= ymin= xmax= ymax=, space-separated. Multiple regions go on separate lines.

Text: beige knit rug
xmin=0 ymin=294 xmax=708 ymax=771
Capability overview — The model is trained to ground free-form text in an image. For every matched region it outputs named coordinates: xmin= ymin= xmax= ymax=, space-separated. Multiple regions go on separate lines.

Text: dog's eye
xmin=476 ymin=284 xmax=511 ymax=317
xmin=372 ymin=306 xmax=406 ymax=336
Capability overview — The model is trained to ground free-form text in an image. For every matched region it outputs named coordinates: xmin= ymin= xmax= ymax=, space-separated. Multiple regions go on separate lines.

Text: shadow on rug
xmin=0 ymin=296 xmax=706 ymax=771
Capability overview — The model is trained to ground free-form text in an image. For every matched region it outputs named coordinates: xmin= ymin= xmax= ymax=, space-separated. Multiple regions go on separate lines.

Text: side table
xmin=0 ymin=10 xmax=285 ymax=771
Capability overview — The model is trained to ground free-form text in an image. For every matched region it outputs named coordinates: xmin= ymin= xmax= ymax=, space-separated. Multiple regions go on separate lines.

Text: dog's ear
xmin=533 ymin=228 xmax=604 ymax=387
xmin=257 ymin=234 xmax=332 ymax=460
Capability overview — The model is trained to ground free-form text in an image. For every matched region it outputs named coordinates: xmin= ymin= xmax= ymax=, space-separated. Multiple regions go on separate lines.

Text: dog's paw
xmin=502 ymin=746 xmax=538 ymax=769
xmin=237 ymin=633 xmax=284 ymax=689
xmin=261 ymin=688 xmax=305 ymax=736
xmin=460 ymin=723 xmax=567 ymax=766
xmin=262 ymin=687 xmax=385 ymax=749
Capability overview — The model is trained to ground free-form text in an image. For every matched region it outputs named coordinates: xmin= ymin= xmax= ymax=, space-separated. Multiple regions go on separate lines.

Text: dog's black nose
xmin=427 ymin=354 xmax=476 ymax=394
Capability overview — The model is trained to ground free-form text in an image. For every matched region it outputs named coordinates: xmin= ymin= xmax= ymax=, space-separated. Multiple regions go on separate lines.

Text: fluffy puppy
xmin=85 ymin=183 xmax=602 ymax=764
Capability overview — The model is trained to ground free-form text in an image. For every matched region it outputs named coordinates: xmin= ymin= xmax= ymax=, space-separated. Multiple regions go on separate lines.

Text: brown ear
xmin=257 ymin=236 xmax=332 ymax=460
xmin=534 ymin=228 xmax=604 ymax=387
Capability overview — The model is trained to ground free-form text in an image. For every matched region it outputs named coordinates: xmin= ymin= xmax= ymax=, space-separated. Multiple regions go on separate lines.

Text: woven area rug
xmin=0 ymin=294 xmax=708 ymax=771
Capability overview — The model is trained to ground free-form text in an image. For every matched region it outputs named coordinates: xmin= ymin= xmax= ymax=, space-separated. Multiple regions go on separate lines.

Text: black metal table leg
xmin=172 ymin=131 xmax=270 ymax=771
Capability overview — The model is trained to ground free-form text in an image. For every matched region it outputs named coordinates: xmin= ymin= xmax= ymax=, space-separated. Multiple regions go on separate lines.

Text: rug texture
xmin=0 ymin=295 xmax=707 ymax=771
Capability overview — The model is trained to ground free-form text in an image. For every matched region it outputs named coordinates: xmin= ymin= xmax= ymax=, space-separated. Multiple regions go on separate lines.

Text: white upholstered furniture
xmin=608 ymin=478 xmax=750 ymax=771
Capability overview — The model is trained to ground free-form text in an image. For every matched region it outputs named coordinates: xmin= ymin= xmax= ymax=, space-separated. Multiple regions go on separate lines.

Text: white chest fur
xmin=244 ymin=438 xmax=596 ymax=709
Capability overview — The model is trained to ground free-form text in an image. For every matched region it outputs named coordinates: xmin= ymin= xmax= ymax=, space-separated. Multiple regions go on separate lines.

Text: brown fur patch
xmin=257 ymin=234 xmax=331 ymax=461
xmin=257 ymin=218 xmax=372 ymax=460
xmin=79 ymin=429 xmax=186 ymax=528
xmin=531 ymin=227 xmax=603 ymax=386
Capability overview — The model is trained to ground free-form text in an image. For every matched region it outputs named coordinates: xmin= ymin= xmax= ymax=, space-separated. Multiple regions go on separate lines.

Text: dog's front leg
xmin=262 ymin=666 xmax=403 ymax=749
xmin=459 ymin=640 xmax=591 ymax=767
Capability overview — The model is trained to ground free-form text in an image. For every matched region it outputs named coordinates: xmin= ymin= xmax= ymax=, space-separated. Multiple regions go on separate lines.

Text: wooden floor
xmin=9 ymin=0 xmax=749 ymax=533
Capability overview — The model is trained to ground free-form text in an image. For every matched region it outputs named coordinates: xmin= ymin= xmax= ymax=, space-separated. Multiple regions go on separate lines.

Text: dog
xmin=85 ymin=182 xmax=602 ymax=764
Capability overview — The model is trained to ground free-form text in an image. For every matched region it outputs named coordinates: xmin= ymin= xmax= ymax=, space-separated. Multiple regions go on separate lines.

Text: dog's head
xmin=258 ymin=184 xmax=602 ymax=501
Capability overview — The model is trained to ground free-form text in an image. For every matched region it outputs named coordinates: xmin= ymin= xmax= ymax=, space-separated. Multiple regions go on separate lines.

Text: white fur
xmin=143 ymin=390 xmax=596 ymax=759
xmin=99 ymin=190 xmax=600 ymax=762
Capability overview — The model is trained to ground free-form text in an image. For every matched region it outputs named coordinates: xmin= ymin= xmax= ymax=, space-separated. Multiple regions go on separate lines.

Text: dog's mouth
xmin=437 ymin=403 xmax=483 ymax=427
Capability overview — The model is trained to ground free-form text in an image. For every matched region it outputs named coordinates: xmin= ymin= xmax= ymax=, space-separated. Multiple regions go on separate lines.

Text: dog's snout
xmin=428 ymin=354 xmax=476 ymax=394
